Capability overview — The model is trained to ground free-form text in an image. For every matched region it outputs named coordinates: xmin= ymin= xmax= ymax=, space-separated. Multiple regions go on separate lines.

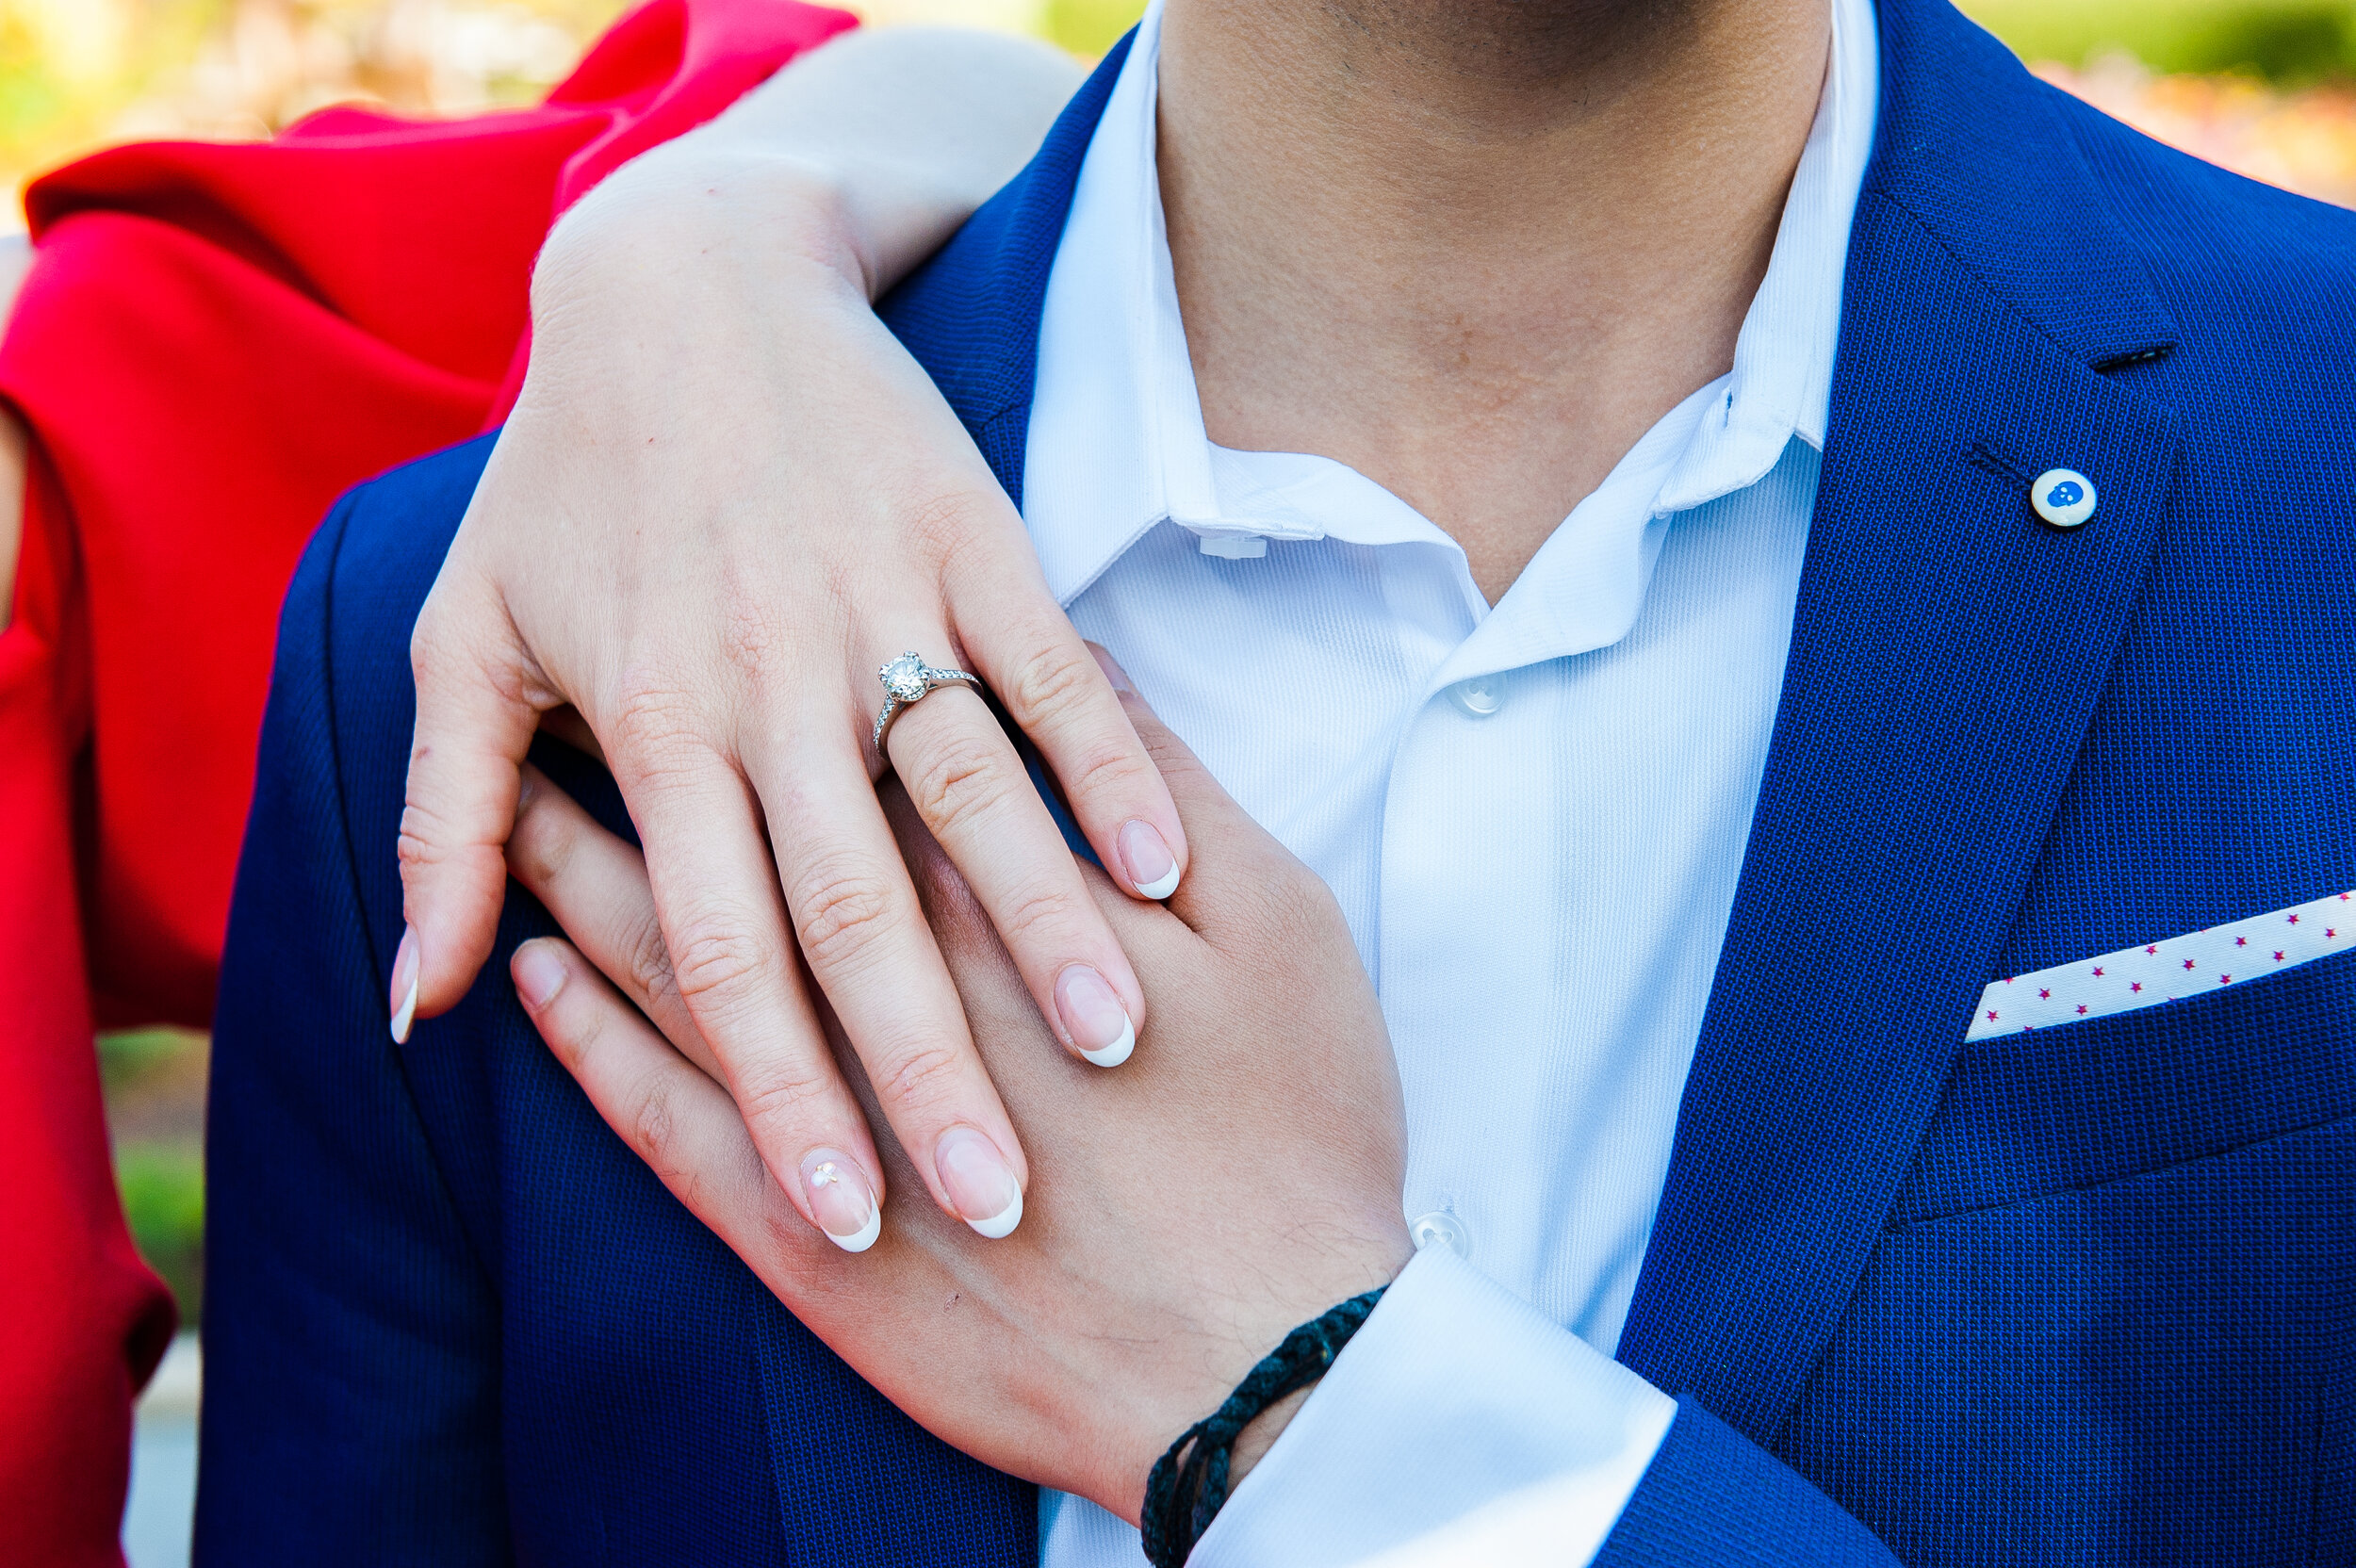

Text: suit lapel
xmin=877 ymin=30 xmax=1136 ymax=509
xmin=1615 ymin=0 xmax=2184 ymax=1438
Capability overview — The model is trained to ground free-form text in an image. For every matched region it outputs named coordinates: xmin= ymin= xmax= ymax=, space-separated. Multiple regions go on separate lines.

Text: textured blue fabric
xmin=200 ymin=434 xmax=1040 ymax=1567
xmin=203 ymin=0 xmax=2353 ymax=1560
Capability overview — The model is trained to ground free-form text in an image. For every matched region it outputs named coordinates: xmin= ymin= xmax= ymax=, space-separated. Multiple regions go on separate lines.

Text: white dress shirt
xmin=1023 ymin=1 xmax=1878 ymax=1562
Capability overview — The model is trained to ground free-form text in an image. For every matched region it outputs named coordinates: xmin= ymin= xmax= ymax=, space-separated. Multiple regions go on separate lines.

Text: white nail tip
xmin=824 ymin=1205 xmax=883 ymax=1254
xmin=1080 ymin=1016 xmax=1135 ymax=1068
xmin=1134 ymin=865 xmax=1181 ymax=900
xmin=965 ymin=1187 xmax=1024 ymax=1239
xmin=389 ymin=976 xmax=417 ymax=1044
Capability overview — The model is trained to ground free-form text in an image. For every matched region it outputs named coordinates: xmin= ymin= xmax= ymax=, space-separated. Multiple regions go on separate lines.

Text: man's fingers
xmin=744 ymin=720 xmax=1033 ymax=1239
xmin=506 ymin=763 xmax=716 ymax=1079
xmin=597 ymin=728 xmax=896 ymax=1253
xmin=884 ymin=679 xmax=1147 ymax=1068
xmin=510 ymin=937 xmax=835 ymax=1268
xmin=946 ymin=556 xmax=1189 ymax=903
xmin=399 ymin=582 xmax=553 ymax=1038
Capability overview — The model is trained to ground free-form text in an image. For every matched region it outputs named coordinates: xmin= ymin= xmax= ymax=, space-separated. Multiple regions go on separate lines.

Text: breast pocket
xmin=1892 ymin=943 xmax=2356 ymax=1224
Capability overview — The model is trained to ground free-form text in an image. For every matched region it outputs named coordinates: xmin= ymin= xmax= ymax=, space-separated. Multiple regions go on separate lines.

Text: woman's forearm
xmin=542 ymin=25 xmax=1086 ymax=310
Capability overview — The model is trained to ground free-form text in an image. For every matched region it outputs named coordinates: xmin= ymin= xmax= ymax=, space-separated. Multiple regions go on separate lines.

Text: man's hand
xmin=503 ymin=664 xmax=1412 ymax=1519
xmin=396 ymin=29 xmax=1199 ymax=1248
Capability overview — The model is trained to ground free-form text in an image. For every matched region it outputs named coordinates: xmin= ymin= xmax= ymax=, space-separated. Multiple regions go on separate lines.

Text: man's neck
xmin=1157 ymin=0 xmax=1831 ymax=601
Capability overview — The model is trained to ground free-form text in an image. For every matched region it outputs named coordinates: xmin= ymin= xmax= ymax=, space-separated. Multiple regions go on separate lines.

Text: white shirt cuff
xmin=1191 ymin=1247 xmax=1676 ymax=1568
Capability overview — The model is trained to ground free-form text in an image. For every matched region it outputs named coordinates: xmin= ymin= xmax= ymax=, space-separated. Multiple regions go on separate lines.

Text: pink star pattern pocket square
xmin=1967 ymin=889 xmax=2356 ymax=1041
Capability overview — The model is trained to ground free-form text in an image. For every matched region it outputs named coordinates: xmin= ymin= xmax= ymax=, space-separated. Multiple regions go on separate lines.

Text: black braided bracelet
xmin=1139 ymin=1286 xmax=1387 ymax=1568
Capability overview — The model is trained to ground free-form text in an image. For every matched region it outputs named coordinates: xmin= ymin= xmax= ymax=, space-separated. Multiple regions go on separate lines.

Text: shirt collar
xmin=1023 ymin=0 xmax=1880 ymax=606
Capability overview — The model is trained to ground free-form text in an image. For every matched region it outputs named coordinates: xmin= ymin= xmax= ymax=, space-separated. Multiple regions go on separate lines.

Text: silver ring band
xmin=874 ymin=650 xmax=984 ymax=749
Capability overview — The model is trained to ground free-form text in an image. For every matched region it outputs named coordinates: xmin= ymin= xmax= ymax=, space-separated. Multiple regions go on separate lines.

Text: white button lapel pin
xmin=2031 ymin=467 xmax=2098 ymax=529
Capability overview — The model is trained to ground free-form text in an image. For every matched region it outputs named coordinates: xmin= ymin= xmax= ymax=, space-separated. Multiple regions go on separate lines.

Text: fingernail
xmin=513 ymin=940 xmax=568 ymax=1011
xmin=389 ymin=926 xmax=420 ymax=1043
xmin=1086 ymin=642 xmax=1135 ymax=694
xmin=935 ymin=1127 xmax=1023 ymax=1238
xmin=800 ymin=1150 xmax=883 ymax=1253
xmin=1120 ymin=820 xmax=1180 ymax=900
xmin=1055 ymin=963 xmax=1135 ymax=1067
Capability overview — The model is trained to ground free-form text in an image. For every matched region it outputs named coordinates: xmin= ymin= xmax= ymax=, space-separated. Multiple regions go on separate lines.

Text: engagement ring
xmin=873 ymin=651 xmax=983 ymax=748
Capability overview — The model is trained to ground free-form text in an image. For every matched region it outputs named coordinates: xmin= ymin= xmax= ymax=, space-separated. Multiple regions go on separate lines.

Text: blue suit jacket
xmin=200 ymin=0 xmax=2356 ymax=1560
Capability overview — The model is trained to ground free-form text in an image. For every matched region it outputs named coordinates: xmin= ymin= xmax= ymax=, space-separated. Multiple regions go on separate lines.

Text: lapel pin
xmin=2031 ymin=468 xmax=2098 ymax=529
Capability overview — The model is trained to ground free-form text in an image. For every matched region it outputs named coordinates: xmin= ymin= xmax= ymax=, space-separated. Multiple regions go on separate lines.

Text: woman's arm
xmin=400 ymin=26 xmax=1194 ymax=1250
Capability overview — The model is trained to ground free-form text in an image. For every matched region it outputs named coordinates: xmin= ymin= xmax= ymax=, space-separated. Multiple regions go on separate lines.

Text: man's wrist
xmin=1227 ymin=1383 xmax=1312 ymax=1484
xmin=1139 ymin=1285 xmax=1394 ymax=1568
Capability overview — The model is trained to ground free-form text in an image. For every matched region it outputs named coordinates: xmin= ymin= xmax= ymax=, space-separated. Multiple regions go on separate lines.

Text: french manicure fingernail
xmin=936 ymin=1127 xmax=1023 ymax=1238
xmin=800 ymin=1150 xmax=883 ymax=1253
xmin=1120 ymin=820 xmax=1180 ymax=900
xmin=513 ymin=940 xmax=567 ymax=1011
xmin=389 ymin=926 xmax=419 ymax=1043
xmin=1055 ymin=963 xmax=1135 ymax=1067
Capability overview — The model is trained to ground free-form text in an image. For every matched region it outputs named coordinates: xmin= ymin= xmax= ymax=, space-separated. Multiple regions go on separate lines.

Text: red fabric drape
xmin=0 ymin=2 xmax=853 ymax=1559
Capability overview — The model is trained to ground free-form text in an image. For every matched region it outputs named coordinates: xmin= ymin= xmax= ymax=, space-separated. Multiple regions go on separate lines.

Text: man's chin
xmin=1303 ymin=0 xmax=1707 ymax=86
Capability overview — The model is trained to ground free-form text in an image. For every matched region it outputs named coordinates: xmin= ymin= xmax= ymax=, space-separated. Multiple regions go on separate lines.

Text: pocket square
xmin=1968 ymin=889 xmax=2355 ymax=1040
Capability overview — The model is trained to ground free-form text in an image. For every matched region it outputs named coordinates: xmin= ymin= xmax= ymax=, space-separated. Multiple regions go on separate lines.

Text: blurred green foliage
xmin=1042 ymin=0 xmax=1144 ymax=56
xmin=1960 ymin=0 xmax=2356 ymax=79
xmin=96 ymin=1023 xmax=200 ymax=1091
xmin=117 ymin=1143 xmax=205 ymax=1321
xmin=100 ymin=1027 xmax=207 ymax=1322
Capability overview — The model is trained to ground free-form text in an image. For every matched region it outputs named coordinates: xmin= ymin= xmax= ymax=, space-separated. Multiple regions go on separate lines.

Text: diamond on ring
xmin=880 ymin=652 xmax=931 ymax=705
xmin=874 ymin=651 xmax=984 ymax=749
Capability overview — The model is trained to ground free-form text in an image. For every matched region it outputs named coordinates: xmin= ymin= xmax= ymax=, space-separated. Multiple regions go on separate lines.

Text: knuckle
xmin=408 ymin=607 xmax=451 ymax=672
xmin=1264 ymin=862 xmax=1339 ymax=936
xmin=630 ymin=1078 xmax=679 ymax=1165
xmin=895 ymin=486 xmax=995 ymax=558
xmin=1055 ymin=743 xmax=1161 ymax=812
xmin=873 ymin=1040 xmax=965 ymax=1115
xmin=988 ymin=879 xmax=1083 ymax=955
xmin=1213 ymin=851 xmax=1325 ymax=942
xmin=395 ymin=796 xmax=477 ymax=874
xmin=906 ymin=733 xmax=1024 ymax=841
xmin=607 ymin=676 xmax=712 ymax=765
xmin=409 ymin=597 xmax=527 ymax=702
xmin=666 ymin=917 xmax=777 ymax=1008
xmin=713 ymin=591 xmax=794 ymax=686
xmin=788 ymin=864 xmax=899 ymax=976
xmin=623 ymin=914 xmax=680 ymax=1013
xmin=998 ymin=642 xmax=1101 ymax=727
xmin=730 ymin=1063 xmax=836 ymax=1132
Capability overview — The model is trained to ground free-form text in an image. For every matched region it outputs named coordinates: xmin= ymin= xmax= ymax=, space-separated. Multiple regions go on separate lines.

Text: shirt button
xmin=1409 ymin=1210 xmax=1471 ymax=1258
xmin=1448 ymin=677 xmax=1503 ymax=717
xmin=2030 ymin=467 xmax=2098 ymax=529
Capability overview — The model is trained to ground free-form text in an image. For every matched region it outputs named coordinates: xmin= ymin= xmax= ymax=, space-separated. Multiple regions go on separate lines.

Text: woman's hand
xmin=397 ymin=29 xmax=1196 ymax=1246
xmin=502 ymin=665 xmax=1412 ymax=1518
